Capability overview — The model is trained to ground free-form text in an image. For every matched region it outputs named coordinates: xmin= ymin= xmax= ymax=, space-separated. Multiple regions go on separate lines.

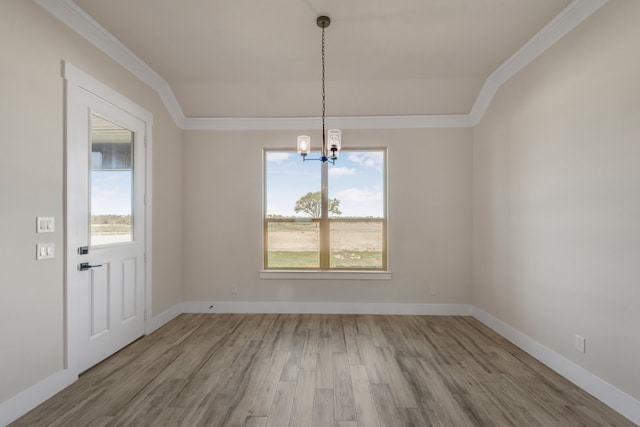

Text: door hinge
xmin=144 ymin=135 xmax=148 ymax=148
xmin=144 ymin=253 xmax=147 ymax=263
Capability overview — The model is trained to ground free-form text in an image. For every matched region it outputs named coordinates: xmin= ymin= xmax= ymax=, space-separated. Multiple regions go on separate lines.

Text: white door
xmin=67 ymin=85 xmax=147 ymax=373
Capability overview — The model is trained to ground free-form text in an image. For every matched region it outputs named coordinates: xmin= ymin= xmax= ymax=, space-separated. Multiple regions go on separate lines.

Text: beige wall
xmin=0 ymin=1 xmax=183 ymax=403
xmin=183 ymin=128 xmax=472 ymax=304
xmin=2 ymin=0 xmax=638 ymax=417
xmin=173 ymin=78 xmax=483 ymax=117
xmin=473 ymin=0 xmax=640 ymax=400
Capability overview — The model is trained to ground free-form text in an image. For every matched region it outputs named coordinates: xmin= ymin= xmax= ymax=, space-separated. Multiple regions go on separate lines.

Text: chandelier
xmin=297 ymin=16 xmax=342 ymax=164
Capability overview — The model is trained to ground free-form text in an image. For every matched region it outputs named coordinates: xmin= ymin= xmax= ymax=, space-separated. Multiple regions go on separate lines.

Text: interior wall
xmin=4 ymin=0 xmax=637 ymax=417
xmin=472 ymin=0 xmax=640 ymax=401
xmin=0 ymin=1 xmax=183 ymax=403
xmin=173 ymin=78 xmax=483 ymax=117
xmin=183 ymin=128 xmax=472 ymax=305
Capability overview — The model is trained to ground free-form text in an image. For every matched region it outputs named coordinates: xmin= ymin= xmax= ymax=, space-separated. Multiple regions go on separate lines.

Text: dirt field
xmin=267 ymin=221 xmax=383 ymax=251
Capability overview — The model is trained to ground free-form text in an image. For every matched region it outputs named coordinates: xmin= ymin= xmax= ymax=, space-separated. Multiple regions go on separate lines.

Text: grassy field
xmin=266 ymin=220 xmax=384 ymax=268
xmin=268 ymin=251 xmax=383 ymax=269
xmin=91 ymin=223 xmax=131 ymax=233
xmin=90 ymin=219 xmax=132 ymax=245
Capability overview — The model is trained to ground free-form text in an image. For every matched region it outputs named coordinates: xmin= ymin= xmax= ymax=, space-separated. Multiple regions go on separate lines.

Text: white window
xmin=264 ymin=149 xmax=386 ymax=270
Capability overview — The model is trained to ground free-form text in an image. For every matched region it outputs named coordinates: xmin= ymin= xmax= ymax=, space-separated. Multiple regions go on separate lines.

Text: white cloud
xmin=348 ymin=152 xmax=383 ymax=168
xmin=266 ymin=152 xmax=291 ymax=162
xmin=329 ymin=167 xmax=356 ymax=177
xmin=335 ymin=188 xmax=383 ymax=202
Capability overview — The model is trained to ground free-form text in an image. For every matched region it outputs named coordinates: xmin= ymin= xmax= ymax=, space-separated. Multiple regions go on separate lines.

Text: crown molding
xmin=34 ymin=0 xmax=186 ymax=127
xmin=469 ymin=0 xmax=608 ymax=124
xmin=183 ymin=114 xmax=474 ymax=131
xmin=35 ymin=0 xmax=607 ymax=131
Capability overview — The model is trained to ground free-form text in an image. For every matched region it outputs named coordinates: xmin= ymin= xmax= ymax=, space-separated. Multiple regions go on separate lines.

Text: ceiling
xmin=72 ymin=0 xmax=572 ymax=118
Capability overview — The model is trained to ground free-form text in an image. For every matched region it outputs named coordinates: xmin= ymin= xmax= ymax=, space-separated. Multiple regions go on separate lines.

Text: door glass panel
xmin=90 ymin=114 xmax=134 ymax=246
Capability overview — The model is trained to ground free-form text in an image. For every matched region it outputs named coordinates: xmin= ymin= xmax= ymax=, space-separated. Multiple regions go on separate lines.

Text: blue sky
xmin=91 ymin=171 xmax=132 ymax=216
xmin=266 ymin=150 xmax=384 ymax=217
xmin=91 ymin=150 xmax=384 ymax=218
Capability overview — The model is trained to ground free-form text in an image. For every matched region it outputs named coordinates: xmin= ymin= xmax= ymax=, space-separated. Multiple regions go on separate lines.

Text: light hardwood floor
xmin=11 ymin=314 xmax=635 ymax=426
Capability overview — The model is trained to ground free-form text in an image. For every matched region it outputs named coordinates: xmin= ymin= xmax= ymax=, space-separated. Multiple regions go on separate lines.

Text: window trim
xmin=263 ymin=147 xmax=388 ymax=272
xmin=259 ymin=270 xmax=392 ymax=280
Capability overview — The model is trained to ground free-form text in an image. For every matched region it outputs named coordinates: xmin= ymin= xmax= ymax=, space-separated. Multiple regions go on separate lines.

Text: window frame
xmin=263 ymin=147 xmax=388 ymax=272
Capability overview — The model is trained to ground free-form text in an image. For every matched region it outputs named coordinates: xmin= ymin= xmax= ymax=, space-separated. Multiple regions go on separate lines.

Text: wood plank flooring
xmin=11 ymin=314 xmax=635 ymax=426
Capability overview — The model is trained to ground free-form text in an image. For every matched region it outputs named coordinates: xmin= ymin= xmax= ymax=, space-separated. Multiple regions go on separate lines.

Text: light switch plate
xmin=37 ymin=243 xmax=55 ymax=260
xmin=574 ymin=334 xmax=586 ymax=353
xmin=37 ymin=217 xmax=55 ymax=233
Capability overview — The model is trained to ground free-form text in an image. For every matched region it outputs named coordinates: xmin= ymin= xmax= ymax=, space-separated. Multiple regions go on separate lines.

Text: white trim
xmin=63 ymin=61 xmax=153 ymax=374
xmin=34 ymin=0 xmax=185 ymax=127
xmin=0 ymin=303 xmax=180 ymax=426
xmin=35 ymin=0 xmax=607 ymax=130
xmin=472 ymin=308 xmax=640 ymax=426
xmin=260 ymin=270 xmax=392 ymax=281
xmin=63 ymin=62 xmax=154 ymax=125
xmin=0 ymin=369 xmax=77 ymax=427
xmin=148 ymin=303 xmax=184 ymax=334
xmin=183 ymin=114 xmax=473 ymax=131
xmin=4 ymin=303 xmax=639 ymax=426
xmin=183 ymin=301 xmax=472 ymax=316
xmin=469 ymin=0 xmax=608 ymax=125
xmin=144 ymin=121 xmax=154 ymax=335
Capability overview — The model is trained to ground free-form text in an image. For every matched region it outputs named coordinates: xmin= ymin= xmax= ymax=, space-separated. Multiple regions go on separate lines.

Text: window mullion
xmin=319 ymin=162 xmax=330 ymax=269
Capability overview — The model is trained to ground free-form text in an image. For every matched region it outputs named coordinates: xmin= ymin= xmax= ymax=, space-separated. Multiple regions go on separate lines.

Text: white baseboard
xmin=3 ymin=303 xmax=638 ymax=426
xmin=0 ymin=302 xmax=183 ymax=427
xmin=0 ymin=369 xmax=77 ymax=427
xmin=147 ymin=303 xmax=184 ymax=334
xmin=472 ymin=308 xmax=640 ymax=426
xmin=182 ymin=300 xmax=473 ymax=316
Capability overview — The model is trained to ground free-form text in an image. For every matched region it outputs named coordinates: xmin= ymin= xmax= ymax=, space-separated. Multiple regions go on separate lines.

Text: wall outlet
xmin=574 ymin=334 xmax=586 ymax=353
xmin=231 ymin=284 xmax=238 ymax=295
xmin=429 ymin=285 xmax=437 ymax=296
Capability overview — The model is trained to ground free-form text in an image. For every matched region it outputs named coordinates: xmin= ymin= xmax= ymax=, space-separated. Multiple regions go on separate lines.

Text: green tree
xmin=294 ymin=191 xmax=341 ymax=218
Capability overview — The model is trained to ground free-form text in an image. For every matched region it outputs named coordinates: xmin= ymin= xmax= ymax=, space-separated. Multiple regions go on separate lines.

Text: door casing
xmin=64 ymin=62 xmax=153 ymax=375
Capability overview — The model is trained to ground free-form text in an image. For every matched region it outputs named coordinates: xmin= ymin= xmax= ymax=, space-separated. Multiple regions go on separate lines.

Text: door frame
xmin=63 ymin=61 xmax=153 ymax=375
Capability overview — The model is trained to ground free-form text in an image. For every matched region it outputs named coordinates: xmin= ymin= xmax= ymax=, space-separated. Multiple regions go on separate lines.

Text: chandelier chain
xmin=321 ymin=25 xmax=326 ymax=150
xmin=296 ymin=16 xmax=340 ymax=165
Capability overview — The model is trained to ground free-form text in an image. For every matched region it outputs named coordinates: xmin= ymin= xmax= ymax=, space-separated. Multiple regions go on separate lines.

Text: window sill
xmin=260 ymin=270 xmax=392 ymax=281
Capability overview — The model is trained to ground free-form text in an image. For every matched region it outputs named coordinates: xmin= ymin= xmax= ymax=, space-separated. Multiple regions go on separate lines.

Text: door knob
xmin=78 ymin=262 xmax=103 ymax=271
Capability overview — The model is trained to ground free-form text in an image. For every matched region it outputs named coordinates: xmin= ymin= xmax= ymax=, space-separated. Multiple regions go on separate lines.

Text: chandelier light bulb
xmin=327 ymin=129 xmax=341 ymax=158
xmin=297 ymin=135 xmax=311 ymax=156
